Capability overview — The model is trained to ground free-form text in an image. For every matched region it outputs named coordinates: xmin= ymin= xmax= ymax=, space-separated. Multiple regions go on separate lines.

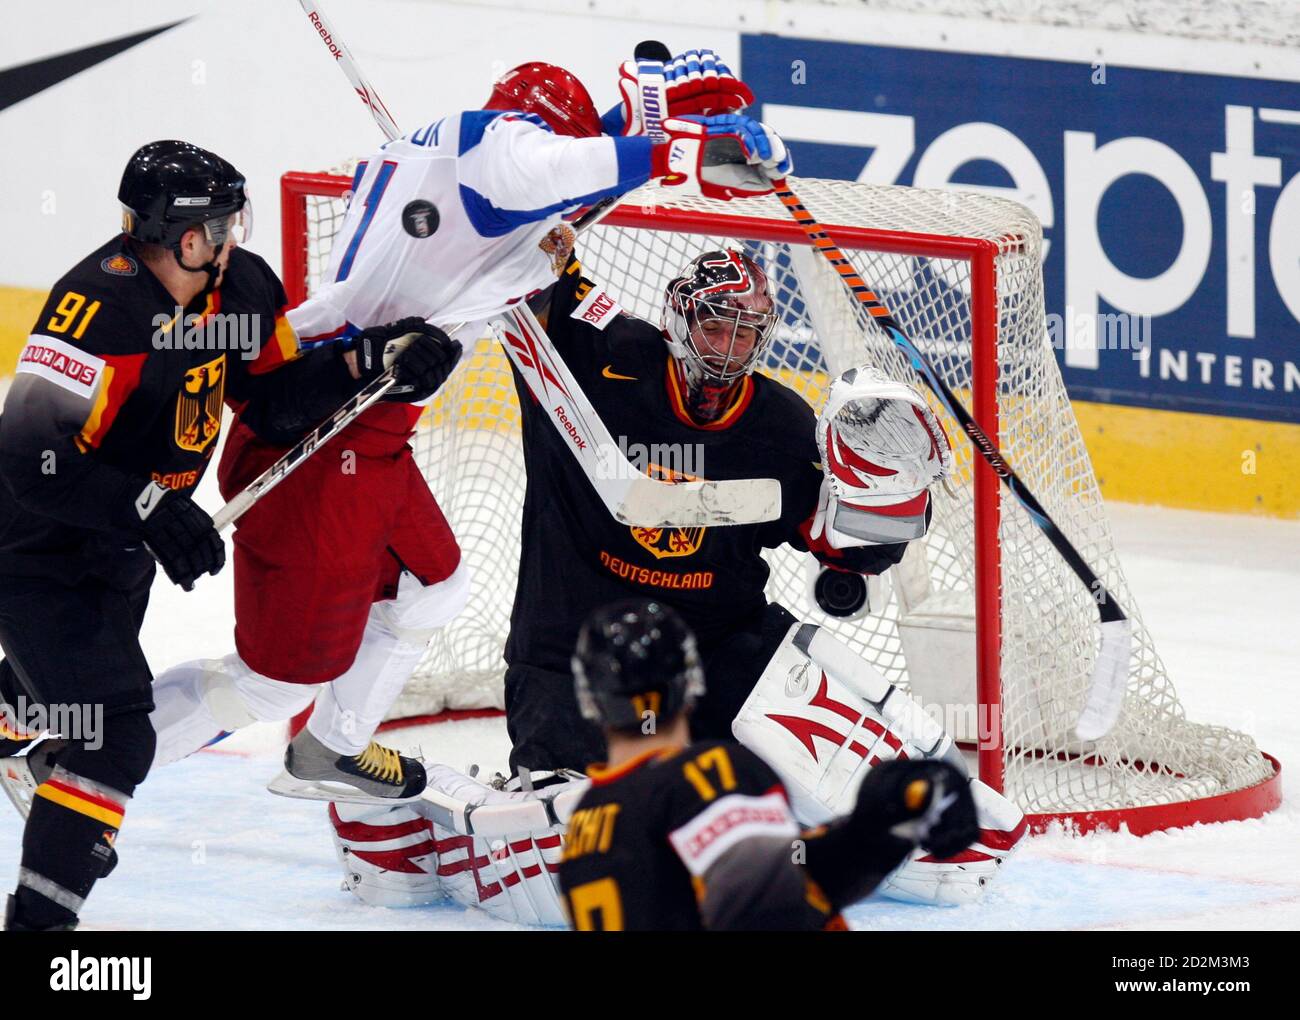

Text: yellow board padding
xmin=5 ymin=289 xmax=1296 ymax=517
xmin=1073 ymin=400 xmax=1300 ymax=518
xmin=0 ymin=286 xmax=48 ymax=373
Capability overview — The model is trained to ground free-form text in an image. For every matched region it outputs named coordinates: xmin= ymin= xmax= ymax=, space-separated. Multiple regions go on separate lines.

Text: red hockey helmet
xmin=484 ymin=62 xmax=603 ymax=138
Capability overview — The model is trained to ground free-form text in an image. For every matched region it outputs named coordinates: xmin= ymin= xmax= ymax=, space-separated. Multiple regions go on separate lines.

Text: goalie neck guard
xmin=572 ymin=600 xmax=706 ymax=733
xmin=663 ymin=249 xmax=778 ymax=422
xmin=484 ymin=62 xmax=603 ymax=138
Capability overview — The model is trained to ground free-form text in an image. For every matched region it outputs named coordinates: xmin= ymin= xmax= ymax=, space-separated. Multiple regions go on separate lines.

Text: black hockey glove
xmin=851 ymin=759 xmax=979 ymax=860
xmin=352 ymin=317 xmax=463 ymax=402
xmin=801 ymin=759 xmax=978 ymax=909
xmin=129 ymin=481 xmax=225 ymax=591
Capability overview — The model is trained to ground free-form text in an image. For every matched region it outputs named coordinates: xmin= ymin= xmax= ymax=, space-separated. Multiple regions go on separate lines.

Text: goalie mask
xmin=663 ymin=249 xmax=778 ymax=421
xmin=815 ymin=366 xmax=952 ymax=546
xmin=572 ymin=600 xmax=706 ymax=733
xmin=484 ymin=62 xmax=603 ymax=138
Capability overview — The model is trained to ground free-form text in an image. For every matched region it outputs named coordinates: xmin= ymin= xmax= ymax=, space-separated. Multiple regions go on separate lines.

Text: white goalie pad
xmin=813 ymin=366 xmax=952 ymax=548
xmin=417 ymin=764 xmax=582 ymax=928
xmin=732 ymin=621 xmax=1026 ymax=905
xmin=732 ymin=621 xmax=956 ymax=825
xmin=330 ymin=764 xmax=590 ymax=927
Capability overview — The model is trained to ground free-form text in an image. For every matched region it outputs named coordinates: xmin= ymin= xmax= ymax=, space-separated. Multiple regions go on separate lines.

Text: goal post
xmin=279 ymin=169 xmax=1281 ymax=836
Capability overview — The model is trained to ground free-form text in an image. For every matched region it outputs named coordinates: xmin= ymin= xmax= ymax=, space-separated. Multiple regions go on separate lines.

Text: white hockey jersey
xmin=287 ymin=111 xmax=653 ymax=346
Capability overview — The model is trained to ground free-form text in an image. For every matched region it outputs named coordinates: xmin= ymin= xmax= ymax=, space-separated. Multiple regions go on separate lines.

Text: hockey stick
xmin=214 ymin=13 xmax=778 ymax=529
xmin=770 ymin=178 xmax=1131 ymax=742
xmin=210 ymin=374 xmax=395 ymax=530
xmin=295 ymin=0 xmax=401 ymax=139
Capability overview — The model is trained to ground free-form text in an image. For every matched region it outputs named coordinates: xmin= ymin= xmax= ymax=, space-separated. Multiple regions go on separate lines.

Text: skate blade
xmin=265 ymin=769 xmax=424 ymax=805
xmin=0 ymin=758 xmax=38 ymax=820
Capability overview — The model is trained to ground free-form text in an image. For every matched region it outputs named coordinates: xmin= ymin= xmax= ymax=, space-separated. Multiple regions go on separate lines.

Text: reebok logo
xmin=553 ymin=406 xmax=588 ymax=451
xmin=307 ymin=10 xmax=343 ymax=59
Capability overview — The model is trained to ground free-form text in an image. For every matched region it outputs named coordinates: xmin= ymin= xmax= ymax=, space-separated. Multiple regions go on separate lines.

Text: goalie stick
xmin=213 ymin=12 xmax=780 ymax=529
xmin=769 ymin=178 xmax=1132 ymax=742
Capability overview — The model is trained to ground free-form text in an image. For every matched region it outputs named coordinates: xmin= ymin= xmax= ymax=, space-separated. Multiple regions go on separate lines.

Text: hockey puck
xmin=813 ymin=567 xmax=869 ymax=618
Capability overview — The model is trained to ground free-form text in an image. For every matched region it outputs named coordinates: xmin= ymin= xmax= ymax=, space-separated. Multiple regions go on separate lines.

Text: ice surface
xmin=2 ymin=492 xmax=1296 ymax=930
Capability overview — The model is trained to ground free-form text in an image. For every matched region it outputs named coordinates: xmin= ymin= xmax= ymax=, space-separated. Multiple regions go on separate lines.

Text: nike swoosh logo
xmin=0 ymin=20 xmax=189 ymax=113
xmin=135 ymin=482 xmax=168 ymax=521
xmin=602 ymin=365 xmax=637 ymax=381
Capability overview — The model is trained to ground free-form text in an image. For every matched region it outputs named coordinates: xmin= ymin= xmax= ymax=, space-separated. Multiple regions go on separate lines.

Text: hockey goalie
xmin=330 ymin=244 xmax=1028 ymax=923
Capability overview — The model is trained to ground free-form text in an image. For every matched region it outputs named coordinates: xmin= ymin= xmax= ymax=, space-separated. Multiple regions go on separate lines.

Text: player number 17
xmin=682 ymin=747 xmax=737 ymax=802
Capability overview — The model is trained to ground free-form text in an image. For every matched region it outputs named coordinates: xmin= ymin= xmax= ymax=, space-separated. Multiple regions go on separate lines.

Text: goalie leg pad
xmin=732 ymin=620 xmax=1025 ymax=904
xmin=732 ymin=621 xmax=956 ymax=825
xmin=417 ymin=764 xmax=579 ymax=927
xmin=329 ymin=801 xmax=441 ymax=908
xmin=331 ymin=764 xmax=583 ymax=925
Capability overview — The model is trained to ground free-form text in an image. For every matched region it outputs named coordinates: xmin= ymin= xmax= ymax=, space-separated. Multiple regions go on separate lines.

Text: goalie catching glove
xmin=351 ymin=317 xmax=463 ymax=401
xmin=653 ymin=115 xmax=792 ymax=201
xmin=811 ymin=366 xmax=952 ymax=548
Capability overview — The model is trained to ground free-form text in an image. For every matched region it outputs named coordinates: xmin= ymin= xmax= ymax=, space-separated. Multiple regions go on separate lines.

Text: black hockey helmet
xmin=118 ymin=140 xmax=250 ymax=256
xmin=572 ymin=600 xmax=706 ymax=732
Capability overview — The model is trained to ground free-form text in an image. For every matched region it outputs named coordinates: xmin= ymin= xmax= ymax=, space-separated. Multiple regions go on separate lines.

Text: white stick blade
xmin=1074 ymin=618 xmax=1133 ymax=742
xmin=615 ymin=477 xmax=782 ymax=528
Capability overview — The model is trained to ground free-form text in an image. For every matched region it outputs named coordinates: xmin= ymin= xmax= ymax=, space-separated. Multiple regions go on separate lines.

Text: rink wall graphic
xmin=740 ymin=33 xmax=1300 ymax=517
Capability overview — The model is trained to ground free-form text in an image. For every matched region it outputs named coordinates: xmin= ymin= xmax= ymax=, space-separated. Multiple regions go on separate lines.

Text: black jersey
xmin=505 ymin=261 xmax=834 ymax=672
xmin=559 ymin=739 xmax=814 ymax=930
xmin=0 ymin=237 xmax=296 ymax=581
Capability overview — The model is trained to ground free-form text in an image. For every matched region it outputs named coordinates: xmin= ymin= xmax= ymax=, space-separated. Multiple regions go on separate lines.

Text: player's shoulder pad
xmin=34 ymin=245 xmax=166 ymax=357
xmin=220 ymin=247 xmax=287 ymax=313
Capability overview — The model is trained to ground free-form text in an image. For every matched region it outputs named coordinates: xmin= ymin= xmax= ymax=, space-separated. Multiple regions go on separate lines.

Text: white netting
xmin=288 ymin=172 xmax=1271 ymax=818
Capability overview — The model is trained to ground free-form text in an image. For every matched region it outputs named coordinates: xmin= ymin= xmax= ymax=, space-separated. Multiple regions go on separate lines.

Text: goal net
xmin=280 ymin=170 xmax=1278 ymax=833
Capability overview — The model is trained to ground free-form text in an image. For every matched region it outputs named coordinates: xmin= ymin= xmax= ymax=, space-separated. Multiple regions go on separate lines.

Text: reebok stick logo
xmin=553 ymin=406 xmax=588 ymax=451
xmin=307 ymin=10 xmax=343 ymax=59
